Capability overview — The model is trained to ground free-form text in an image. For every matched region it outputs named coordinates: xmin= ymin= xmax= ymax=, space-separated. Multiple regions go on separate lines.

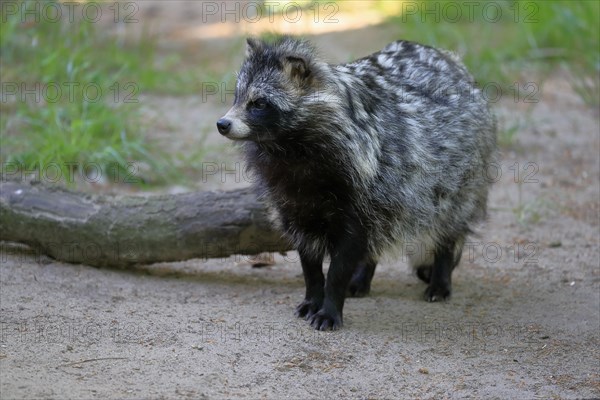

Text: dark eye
xmin=250 ymin=98 xmax=268 ymax=111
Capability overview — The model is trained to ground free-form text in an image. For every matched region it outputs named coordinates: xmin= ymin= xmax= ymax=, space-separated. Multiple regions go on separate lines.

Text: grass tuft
xmin=0 ymin=1 xmax=203 ymax=186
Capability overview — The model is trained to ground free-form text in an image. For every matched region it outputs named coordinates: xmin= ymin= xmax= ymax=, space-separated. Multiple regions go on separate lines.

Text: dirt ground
xmin=1 ymin=2 xmax=599 ymax=399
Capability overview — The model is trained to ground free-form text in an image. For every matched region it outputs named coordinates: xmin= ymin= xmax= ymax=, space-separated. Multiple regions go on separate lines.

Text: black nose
xmin=216 ymin=118 xmax=232 ymax=135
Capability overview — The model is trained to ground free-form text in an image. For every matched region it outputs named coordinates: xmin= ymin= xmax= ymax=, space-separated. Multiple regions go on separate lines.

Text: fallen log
xmin=0 ymin=180 xmax=292 ymax=268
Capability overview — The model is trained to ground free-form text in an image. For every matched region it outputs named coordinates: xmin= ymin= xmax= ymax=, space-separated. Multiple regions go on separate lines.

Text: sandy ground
xmin=1 ymin=2 xmax=599 ymax=399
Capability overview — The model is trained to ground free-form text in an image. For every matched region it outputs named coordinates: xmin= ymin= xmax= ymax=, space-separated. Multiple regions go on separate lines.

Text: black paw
xmin=347 ymin=262 xmax=374 ymax=297
xmin=416 ymin=265 xmax=432 ymax=283
xmin=424 ymin=284 xmax=451 ymax=302
xmin=308 ymin=308 xmax=343 ymax=331
xmin=347 ymin=278 xmax=371 ymax=297
xmin=295 ymin=298 xmax=322 ymax=320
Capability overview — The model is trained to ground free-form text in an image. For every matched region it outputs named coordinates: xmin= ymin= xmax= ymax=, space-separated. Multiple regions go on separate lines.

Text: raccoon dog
xmin=217 ymin=37 xmax=496 ymax=330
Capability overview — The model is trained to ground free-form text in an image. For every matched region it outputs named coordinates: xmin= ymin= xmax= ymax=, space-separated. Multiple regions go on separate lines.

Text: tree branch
xmin=0 ymin=180 xmax=291 ymax=268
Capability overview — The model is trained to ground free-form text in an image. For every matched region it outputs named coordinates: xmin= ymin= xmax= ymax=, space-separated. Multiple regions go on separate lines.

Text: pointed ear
xmin=284 ymin=56 xmax=311 ymax=83
xmin=245 ymin=37 xmax=262 ymax=58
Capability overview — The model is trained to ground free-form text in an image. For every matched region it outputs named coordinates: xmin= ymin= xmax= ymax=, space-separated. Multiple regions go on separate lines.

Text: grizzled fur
xmin=217 ymin=37 xmax=496 ymax=330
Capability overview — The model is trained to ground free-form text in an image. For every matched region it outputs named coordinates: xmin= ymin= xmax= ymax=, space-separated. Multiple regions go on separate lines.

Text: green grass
xmin=386 ymin=0 xmax=599 ymax=105
xmin=0 ymin=0 xmax=208 ymax=186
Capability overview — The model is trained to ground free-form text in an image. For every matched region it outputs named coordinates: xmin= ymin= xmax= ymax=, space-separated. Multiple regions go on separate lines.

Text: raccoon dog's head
xmin=217 ymin=36 xmax=325 ymax=142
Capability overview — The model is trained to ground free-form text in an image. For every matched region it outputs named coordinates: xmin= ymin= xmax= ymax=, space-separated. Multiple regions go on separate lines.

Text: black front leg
xmin=295 ymin=246 xmax=325 ymax=320
xmin=425 ymin=239 xmax=462 ymax=302
xmin=348 ymin=258 xmax=377 ymax=297
xmin=308 ymin=226 xmax=369 ymax=331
